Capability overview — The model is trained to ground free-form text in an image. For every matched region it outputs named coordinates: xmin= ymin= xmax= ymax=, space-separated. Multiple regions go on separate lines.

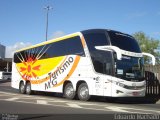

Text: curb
xmin=0 ymin=80 xmax=11 ymax=83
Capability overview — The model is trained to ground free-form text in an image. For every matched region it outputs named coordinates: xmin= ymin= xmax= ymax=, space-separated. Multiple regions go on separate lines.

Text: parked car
xmin=0 ymin=71 xmax=12 ymax=81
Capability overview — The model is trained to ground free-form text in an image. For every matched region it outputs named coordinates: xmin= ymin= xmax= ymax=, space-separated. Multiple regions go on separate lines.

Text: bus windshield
xmin=83 ymin=30 xmax=145 ymax=81
xmin=115 ymin=56 xmax=144 ymax=81
xmin=108 ymin=31 xmax=141 ymax=53
xmin=108 ymin=31 xmax=144 ymax=81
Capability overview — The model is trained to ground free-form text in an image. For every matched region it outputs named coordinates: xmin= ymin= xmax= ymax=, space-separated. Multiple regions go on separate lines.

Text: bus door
xmin=103 ymin=74 xmax=112 ymax=97
xmin=93 ymin=75 xmax=104 ymax=96
xmin=91 ymin=51 xmax=114 ymax=96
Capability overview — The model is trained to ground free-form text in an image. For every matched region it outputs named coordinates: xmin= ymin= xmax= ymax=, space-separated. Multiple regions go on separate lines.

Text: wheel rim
xmin=20 ymin=84 xmax=25 ymax=93
xmin=79 ymin=86 xmax=89 ymax=99
xmin=66 ymin=86 xmax=74 ymax=97
xmin=26 ymin=84 xmax=31 ymax=93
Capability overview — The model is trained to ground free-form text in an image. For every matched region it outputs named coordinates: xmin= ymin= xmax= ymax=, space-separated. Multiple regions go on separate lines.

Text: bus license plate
xmin=132 ymin=92 xmax=139 ymax=96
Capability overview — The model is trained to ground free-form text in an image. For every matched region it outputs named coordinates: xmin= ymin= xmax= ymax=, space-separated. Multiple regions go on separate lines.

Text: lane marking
xmin=106 ymin=106 xmax=160 ymax=114
xmin=0 ymin=91 xmax=19 ymax=96
xmin=109 ymin=106 xmax=160 ymax=114
xmin=67 ymin=103 xmax=83 ymax=108
xmin=49 ymin=100 xmax=68 ymax=103
xmin=37 ymin=100 xmax=48 ymax=105
xmin=0 ymin=98 xmax=155 ymax=114
xmin=5 ymin=97 xmax=19 ymax=101
xmin=67 ymin=102 xmax=97 ymax=106
xmin=106 ymin=106 xmax=129 ymax=113
xmin=1 ymin=91 xmax=160 ymax=114
xmin=156 ymin=101 xmax=160 ymax=104
xmin=1 ymin=99 xmax=147 ymax=114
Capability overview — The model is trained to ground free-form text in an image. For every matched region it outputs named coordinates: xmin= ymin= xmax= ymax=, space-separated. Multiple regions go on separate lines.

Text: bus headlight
xmin=114 ymin=81 xmax=146 ymax=90
xmin=116 ymin=82 xmax=125 ymax=88
xmin=119 ymin=83 xmax=125 ymax=88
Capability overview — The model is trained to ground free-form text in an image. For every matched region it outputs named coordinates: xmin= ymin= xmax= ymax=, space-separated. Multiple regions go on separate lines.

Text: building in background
xmin=0 ymin=44 xmax=5 ymax=59
xmin=0 ymin=44 xmax=12 ymax=72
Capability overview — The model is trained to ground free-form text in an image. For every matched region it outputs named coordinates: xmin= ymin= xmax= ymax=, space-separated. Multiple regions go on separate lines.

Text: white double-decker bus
xmin=11 ymin=29 xmax=155 ymax=101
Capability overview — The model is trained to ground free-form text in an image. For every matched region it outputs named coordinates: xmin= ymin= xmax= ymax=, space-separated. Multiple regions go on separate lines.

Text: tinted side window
xmin=14 ymin=53 xmax=20 ymax=63
xmin=91 ymin=51 xmax=114 ymax=75
xmin=83 ymin=32 xmax=114 ymax=75
xmin=47 ymin=36 xmax=85 ymax=57
xmin=14 ymin=36 xmax=85 ymax=63
xmin=84 ymin=32 xmax=109 ymax=51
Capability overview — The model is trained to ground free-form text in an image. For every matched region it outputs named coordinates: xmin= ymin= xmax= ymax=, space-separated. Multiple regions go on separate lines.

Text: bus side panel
xmin=13 ymin=55 xmax=89 ymax=93
xmin=0 ymin=72 xmax=2 ymax=80
xmin=31 ymin=55 xmax=94 ymax=94
xmin=69 ymin=56 xmax=95 ymax=95
xmin=68 ymin=55 xmax=107 ymax=96
xmin=11 ymin=62 xmax=22 ymax=89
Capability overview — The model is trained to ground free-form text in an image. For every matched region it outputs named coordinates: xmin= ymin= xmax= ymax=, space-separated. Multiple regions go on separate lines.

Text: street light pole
xmin=44 ymin=5 xmax=53 ymax=41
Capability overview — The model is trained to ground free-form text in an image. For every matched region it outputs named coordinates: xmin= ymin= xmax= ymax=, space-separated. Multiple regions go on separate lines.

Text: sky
xmin=0 ymin=0 xmax=160 ymax=58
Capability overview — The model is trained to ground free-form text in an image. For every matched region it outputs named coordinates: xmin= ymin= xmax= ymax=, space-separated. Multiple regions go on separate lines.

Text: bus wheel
xmin=19 ymin=82 xmax=25 ymax=94
xmin=78 ymin=83 xmax=90 ymax=101
xmin=64 ymin=83 xmax=75 ymax=100
xmin=26 ymin=82 xmax=33 ymax=95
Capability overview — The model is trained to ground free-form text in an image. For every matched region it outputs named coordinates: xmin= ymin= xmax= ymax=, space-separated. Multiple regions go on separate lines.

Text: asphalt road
xmin=0 ymin=81 xmax=160 ymax=120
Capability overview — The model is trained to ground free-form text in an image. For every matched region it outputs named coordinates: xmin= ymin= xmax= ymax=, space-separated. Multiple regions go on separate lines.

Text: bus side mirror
xmin=142 ymin=52 xmax=156 ymax=65
xmin=113 ymin=52 xmax=118 ymax=61
xmin=95 ymin=45 xmax=122 ymax=60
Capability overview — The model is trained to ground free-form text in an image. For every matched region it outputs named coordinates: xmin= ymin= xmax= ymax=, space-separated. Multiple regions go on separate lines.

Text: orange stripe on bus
xmin=53 ymin=55 xmax=80 ymax=87
xmin=30 ymin=56 xmax=68 ymax=84
xmin=80 ymin=35 xmax=86 ymax=48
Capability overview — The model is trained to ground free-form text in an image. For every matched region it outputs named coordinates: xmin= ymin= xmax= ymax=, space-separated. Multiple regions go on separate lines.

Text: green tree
xmin=133 ymin=31 xmax=160 ymax=64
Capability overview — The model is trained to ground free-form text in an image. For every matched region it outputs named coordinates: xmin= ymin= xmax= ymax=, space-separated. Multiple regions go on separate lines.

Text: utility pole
xmin=44 ymin=5 xmax=53 ymax=41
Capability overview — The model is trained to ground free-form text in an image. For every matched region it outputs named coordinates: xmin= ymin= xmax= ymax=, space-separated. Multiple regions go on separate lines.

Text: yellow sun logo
xmin=20 ymin=57 xmax=41 ymax=80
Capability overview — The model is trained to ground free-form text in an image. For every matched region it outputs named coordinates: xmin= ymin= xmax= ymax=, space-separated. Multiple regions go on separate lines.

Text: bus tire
xmin=19 ymin=82 xmax=25 ymax=94
xmin=77 ymin=83 xmax=90 ymax=101
xmin=63 ymin=83 xmax=75 ymax=100
xmin=26 ymin=82 xmax=33 ymax=95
